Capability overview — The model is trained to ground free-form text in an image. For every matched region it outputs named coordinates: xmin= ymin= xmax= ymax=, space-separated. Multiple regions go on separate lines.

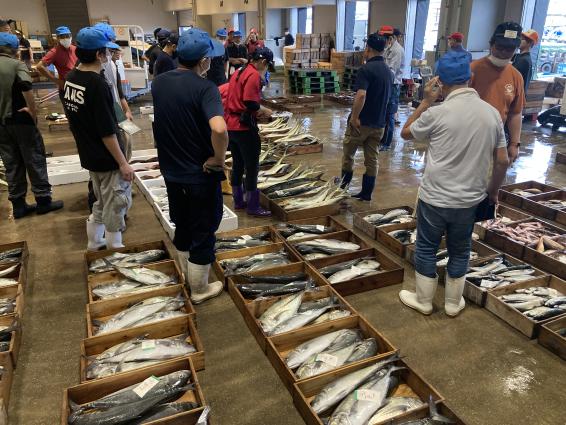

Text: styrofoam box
xmin=131 ymin=162 xmax=159 ymax=172
xmin=218 ymin=205 xmax=238 ymax=232
xmin=139 ymin=106 xmax=154 ymax=115
xmin=134 ymin=170 xmax=162 ymax=197
xmin=149 ymin=114 xmax=154 ymax=123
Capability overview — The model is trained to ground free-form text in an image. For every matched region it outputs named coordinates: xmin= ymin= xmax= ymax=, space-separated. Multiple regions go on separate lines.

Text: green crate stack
xmin=342 ymin=66 xmax=359 ymax=91
xmin=289 ymin=68 xmax=338 ymax=78
xmin=288 ymin=69 xmax=340 ymax=94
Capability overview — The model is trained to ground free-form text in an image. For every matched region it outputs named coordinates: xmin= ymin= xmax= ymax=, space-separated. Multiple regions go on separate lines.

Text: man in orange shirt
xmin=470 ymin=22 xmax=524 ymax=163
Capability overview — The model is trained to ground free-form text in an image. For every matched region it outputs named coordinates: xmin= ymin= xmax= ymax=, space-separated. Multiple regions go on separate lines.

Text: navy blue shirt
xmin=152 ymin=69 xmax=224 ymax=184
xmin=153 ymin=51 xmax=176 ymax=76
xmin=354 ymin=56 xmax=393 ymax=129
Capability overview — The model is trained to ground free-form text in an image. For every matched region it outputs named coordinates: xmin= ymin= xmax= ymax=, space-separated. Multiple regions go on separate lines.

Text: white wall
xmin=196 ymin=0 xmax=257 ymax=15
xmin=163 ymin=0 xmax=192 ymax=11
xmin=178 ymin=10 xmax=193 ymax=26
xmin=211 ymin=14 xmax=234 ymax=32
xmin=2 ymin=0 xmax=50 ymax=34
xmin=369 ymin=0 xmax=407 ymax=34
xmin=466 ymin=0 xmax=505 ymax=51
xmin=313 ymin=5 xmax=336 ymax=33
xmin=86 ymin=0 xmax=177 ymax=33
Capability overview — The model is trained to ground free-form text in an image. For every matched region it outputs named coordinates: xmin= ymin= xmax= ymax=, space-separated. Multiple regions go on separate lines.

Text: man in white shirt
xmin=398 ymin=51 xmax=509 ymax=317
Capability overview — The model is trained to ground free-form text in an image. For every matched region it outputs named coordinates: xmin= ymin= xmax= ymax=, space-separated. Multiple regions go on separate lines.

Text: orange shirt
xmin=470 ymin=57 xmax=525 ymax=124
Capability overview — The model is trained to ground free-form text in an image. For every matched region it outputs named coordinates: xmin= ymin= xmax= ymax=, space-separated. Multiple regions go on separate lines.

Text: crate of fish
xmin=289 ymin=230 xmax=370 ymax=262
xmin=0 ymin=286 xmax=23 ymax=320
xmin=538 ymin=315 xmax=566 ymax=360
xmin=376 ymin=222 xmax=417 ymax=257
xmin=309 ymin=248 xmax=404 ymax=296
xmin=0 ymin=354 xmax=13 ymax=408
xmin=213 ymin=242 xmax=303 ymax=284
xmin=485 ymin=276 xmax=566 ymax=338
xmin=473 ymin=205 xmax=531 ymax=240
xmin=522 ymin=233 xmax=566 ymax=280
xmin=272 ymin=216 xmax=347 ymax=243
xmin=521 ymin=190 xmax=566 ymax=224
xmin=86 ymin=286 xmax=195 ymax=338
xmin=214 ymin=226 xmax=283 ymax=253
xmin=259 ymin=180 xmax=328 ymax=210
xmin=239 ymin=282 xmax=357 ymax=352
xmin=374 ymin=401 xmax=466 ymax=424
xmin=0 ymin=242 xmax=28 ymax=268
xmin=266 ymin=314 xmax=397 ymax=394
xmin=354 ymin=207 xmax=415 ymax=240
xmin=0 ymin=316 xmax=20 ymax=368
xmin=498 ymin=181 xmax=559 ymax=208
xmin=87 ymin=260 xmax=182 ymax=303
xmin=292 ymin=353 xmax=444 ymax=425
xmin=62 ymin=357 xmax=206 ymax=425
xmin=484 ymin=218 xmax=564 ymax=260
xmin=80 ymin=315 xmax=204 ymax=382
xmin=85 ymin=241 xmax=172 ymax=276
xmin=267 ymin=188 xmax=347 ymax=222
xmin=0 ymin=262 xmax=22 ymax=291
xmin=463 ymin=254 xmax=547 ymax=307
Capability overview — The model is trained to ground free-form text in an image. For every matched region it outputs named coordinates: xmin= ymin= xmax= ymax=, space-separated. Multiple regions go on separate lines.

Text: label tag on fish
xmin=237 ymin=239 xmax=247 ymax=245
xmin=241 ymin=235 xmax=253 ymax=240
xmin=316 ymin=225 xmax=325 ymax=231
xmin=354 ymin=389 xmax=380 ymax=402
xmin=141 ymin=340 xmax=156 ymax=351
xmin=133 ymin=375 xmax=160 ymax=398
xmin=316 ymin=353 xmax=338 ymax=367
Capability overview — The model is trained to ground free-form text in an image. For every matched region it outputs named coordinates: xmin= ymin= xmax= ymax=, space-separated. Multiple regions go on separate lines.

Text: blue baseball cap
xmin=156 ymin=29 xmax=171 ymax=41
xmin=76 ymin=27 xmax=119 ymax=50
xmin=233 ymin=30 xmax=242 ymax=37
xmin=0 ymin=33 xmax=18 ymax=49
xmin=216 ymin=28 xmax=228 ymax=37
xmin=94 ymin=22 xmax=116 ymax=41
xmin=177 ymin=28 xmax=225 ymax=61
xmin=435 ymin=51 xmax=471 ymax=85
xmin=55 ymin=26 xmax=72 ymax=36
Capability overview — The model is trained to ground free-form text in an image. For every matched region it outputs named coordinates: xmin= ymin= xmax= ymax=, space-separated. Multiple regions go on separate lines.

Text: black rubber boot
xmin=340 ymin=170 xmax=353 ymax=189
xmin=35 ymin=196 xmax=64 ymax=215
xmin=351 ymin=174 xmax=376 ymax=201
xmin=11 ymin=198 xmax=36 ymax=219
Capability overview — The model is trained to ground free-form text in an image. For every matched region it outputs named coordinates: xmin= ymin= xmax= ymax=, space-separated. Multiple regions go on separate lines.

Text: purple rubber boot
xmin=246 ymin=190 xmax=271 ymax=217
xmin=232 ymin=185 xmax=247 ymax=210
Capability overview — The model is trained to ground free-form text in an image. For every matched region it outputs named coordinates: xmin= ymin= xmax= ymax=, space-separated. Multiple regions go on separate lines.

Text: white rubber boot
xmin=445 ymin=275 xmax=466 ymax=317
xmin=399 ymin=271 xmax=438 ymax=315
xmin=86 ymin=215 xmax=106 ymax=251
xmin=187 ymin=262 xmax=223 ymax=305
xmin=105 ymin=231 xmax=125 ymax=249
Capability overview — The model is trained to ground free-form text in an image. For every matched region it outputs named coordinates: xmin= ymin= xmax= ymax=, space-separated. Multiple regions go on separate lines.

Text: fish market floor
xmin=1 ymin=87 xmax=566 ymax=425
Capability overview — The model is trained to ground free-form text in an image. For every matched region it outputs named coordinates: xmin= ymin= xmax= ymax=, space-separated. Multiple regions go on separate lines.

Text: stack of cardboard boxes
xmin=284 ymin=33 xmax=335 ymax=75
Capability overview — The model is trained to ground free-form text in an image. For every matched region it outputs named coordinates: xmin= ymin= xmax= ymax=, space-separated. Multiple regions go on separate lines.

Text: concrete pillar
xmin=336 ymin=0 xmax=345 ymax=50
xmin=258 ymin=0 xmax=267 ymax=38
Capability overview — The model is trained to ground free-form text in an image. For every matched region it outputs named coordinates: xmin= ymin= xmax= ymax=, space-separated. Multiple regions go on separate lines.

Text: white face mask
xmin=59 ymin=38 xmax=72 ymax=48
xmin=285 ymin=31 xmax=289 ymax=35
xmin=488 ymin=54 xmax=510 ymax=68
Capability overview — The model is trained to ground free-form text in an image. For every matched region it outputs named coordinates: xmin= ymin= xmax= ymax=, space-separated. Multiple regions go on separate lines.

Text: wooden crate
xmin=0 ymin=316 xmax=20 ymax=368
xmin=271 ymin=216 xmax=347 ymax=243
xmin=239 ymin=283 xmax=356 ymax=352
xmin=376 ymin=222 xmax=417 ymax=257
xmin=80 ymin=315 xmax=204 ymax=382
xmin=62 ymin=358 xmax=205 ymax=425
xmin=84 ymin=240 xmax=172 ymax=277
xmin=215 ymin=225 xmax=283 ymax=253
xmin=86 ymin=285 xmax=195 ymax=337
xmin=268 ymin=197 xmax=342 ymax=222
xmin=498 ymin=181 xmax=560 ymax=208
xmin=292 ymin=355 xmax=444 ymax=425
xmin=383 ymin=402 xmax=466 ymax=425
xmin=296 ymin=34 xmax=312 ymax=49
xmin=0 ymin=355 xmax=13 ymax=408
xmin=485 ymin=275 xmax=566 ymax=338
xmin=353 ymin=206 xmax=415 ymax=240
xmin=87 ymin=260 xmax=182 ymax=303
xmin=0 ymin=286 xmax=23 ymax=320
xmin=309 ymin=248 xmax=404 ymax=296
xmin=266 ymin=315 xmax=397 ymax=393
xmin=310 ymin=34 xmax=321 ymax=48
xmin=0 ymin=241 xmax=28 ymax=267
xmin=473 ymin=205 xmax=531 ymax=240
xmin=213 ymin=242 xmax=302 ymax=284
xmin=286 ymin=142 xmax=324 ymax=155
xmin=0 ymin=263 xmax=22 ymax=289
xmin=521 ymin=190 xmax=566 ymax=222
xmin=463 ymin=254 xmax=547 ymax=307
xmin=258 ymin=182 xmax=327 ymax=210
xmin=538 ymin=315 xmax=566 ymax=360
xmin=289 ymin=230 xmax=370 ymax=263
xmin=523 ymin=245 xmax=566 ymax=280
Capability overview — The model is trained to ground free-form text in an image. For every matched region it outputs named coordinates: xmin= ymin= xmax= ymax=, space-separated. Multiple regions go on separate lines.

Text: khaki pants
xmin=341 ymin=125 xmax=384 ymax=177
xmin=90 ymin=170 xmax=132 ymax=232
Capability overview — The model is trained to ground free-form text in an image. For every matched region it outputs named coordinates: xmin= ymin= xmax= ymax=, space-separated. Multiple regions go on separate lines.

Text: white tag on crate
xmin=354 ymin=389 xmax=380 ymax=402
xmin=133 ymin=376 xmax=160 ymax=398
xmin=141 ymin=340 xmax=156 ymax=351
xmin=316 ymin=353 xmax=338 ymax=367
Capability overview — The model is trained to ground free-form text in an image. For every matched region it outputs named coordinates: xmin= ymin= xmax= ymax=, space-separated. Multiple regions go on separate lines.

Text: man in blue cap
xmin=226 ymin=30 xmax=248 ymax=76
xmin=62 ymin=27 xmax=134 ymax=251
xmin=153 ymin=32 xmax=179 ymax=76
xmin=151 ymin=28 xmax=228 ymax=305
xmin=0 ymin=33 xmax=63 ymax=218
xmin=37 ymin=26 xmax=77 ymax=94
xmin=207 ymin=28 xmax=229 ymax=86
xmin=398 ymin=51 xmax=510 ymax=318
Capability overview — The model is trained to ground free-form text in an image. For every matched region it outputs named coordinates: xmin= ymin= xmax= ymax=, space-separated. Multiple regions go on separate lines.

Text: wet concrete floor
xmin=1 ymin=83 xmax=566 ymax=424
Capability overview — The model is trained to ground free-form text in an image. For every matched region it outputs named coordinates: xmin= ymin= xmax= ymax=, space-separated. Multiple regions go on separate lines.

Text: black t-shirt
xmin=19 ymin=38 xmax=31 ymax=60
xmin=354 ymin=56 xmax=393 ymax=129
xmin=154 ymin=51 xmax=176 ymax=76
xmin=207 ymin=48 xmax=228 ymax=86
xmin=63 ymin=69 xmax=122 ymax=172
xmin=226 ymin=43 xmax=248 ymax=70
xmin=10 ymin=76 xmax=34 ymax=125
xmin=284 ymin=34 xmax=294 ymax=47
xmin=512 ymin=52 xmax=533 ymax=92
xmin=145 ymin=44 xmax=162 ymax=75
xmin=151 ymin=69 xmax=224 ymax=184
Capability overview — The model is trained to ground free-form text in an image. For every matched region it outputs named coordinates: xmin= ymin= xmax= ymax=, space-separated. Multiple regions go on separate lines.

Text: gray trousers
xmin=0 ymin=123 xmax=52 ymax=201
xmin=90 ymin=170 xmax=132 ymax=232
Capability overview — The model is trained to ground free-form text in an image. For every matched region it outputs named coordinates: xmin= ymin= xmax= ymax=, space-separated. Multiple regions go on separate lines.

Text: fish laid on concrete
xmin=114 ymin=266 xmax=176 ymax=286
xmin=220 ymin=252 xmax=291 ymax=276
xmin=295 ymin=239 xmax=361 ymax=256
xmin=89 ymin=250 xmax=166 ymax=274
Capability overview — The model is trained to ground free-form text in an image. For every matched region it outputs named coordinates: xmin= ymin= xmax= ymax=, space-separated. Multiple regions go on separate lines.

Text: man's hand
xmin=488 ymin=190 xmax=499 ymax=205
xmin=507 ymin=144 xmax=519 ymax=164
xmin=423 ymin=76 xmax=441 ymax=104
xmin=125 ymin=110 xmax=134 ymax=121
xmin=259 ymin=107 xmax=273 ymax=117
xmin=203 ymin=156 xmax=225 ymax=173
xmin=350 ymin=117 xmax=361 ymax=136
xmin=119 ymin=162 xmax=135 ymax=182
xmin=18 ymin=107 xmax=36 ymax=123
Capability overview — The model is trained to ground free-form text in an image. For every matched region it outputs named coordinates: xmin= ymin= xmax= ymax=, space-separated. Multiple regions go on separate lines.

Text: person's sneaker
xmin=35 ymin=197 xmax=64 ymax=215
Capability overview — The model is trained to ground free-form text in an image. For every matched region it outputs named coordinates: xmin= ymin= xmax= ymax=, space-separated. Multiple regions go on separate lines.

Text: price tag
xmin=504 ymin=30 xmax=518 ymax=39
xmin=316 ymin=353 xmax=338 ymax=367
xmin=236 ymin=239 xmax=247 ymax=245
xmin=241 ymin=234 xmax=253 ymax=240
xmin=316 ymin=225 xmax=325 ymax=232
xmin=141 ymin=340 xmax=156 ymax=351
xmin=133 ymin=376 xmax=160 ymax=398
xmin=354 ymin=389 xmax=380 ymax=402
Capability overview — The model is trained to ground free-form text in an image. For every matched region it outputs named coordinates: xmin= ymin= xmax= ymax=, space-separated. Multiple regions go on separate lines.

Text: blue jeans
xmin=381 ymin=84 xmax=400 ymax=148
xmin=414 ymin=199 xmax=477 ymax=279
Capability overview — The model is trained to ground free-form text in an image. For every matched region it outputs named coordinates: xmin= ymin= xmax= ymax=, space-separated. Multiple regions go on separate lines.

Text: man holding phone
xmin=398 ymin=51 xmax=509 ymax=318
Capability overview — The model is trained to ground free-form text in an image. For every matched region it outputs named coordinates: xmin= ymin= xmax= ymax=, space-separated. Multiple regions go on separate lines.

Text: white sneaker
xmin=86 ymin=215 xmax=106 ymax=251
xmin=399 ymin=271 xmax=438 ymax=315
xmin=187 ymin=262 xmax=223 ymax=305
xmin=105 ymin=231 xmax=124 ymax=249
xmin=445 ymin=275 xmax=466 ymax=317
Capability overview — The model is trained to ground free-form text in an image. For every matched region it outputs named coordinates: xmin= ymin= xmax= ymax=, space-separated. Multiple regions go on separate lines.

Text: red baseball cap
xmin=378 ymin=25 xmax=394 ymax=36
xmin=522 ymin=29 xmax=539 ymax=45
xmin=449 ymin=32 xmax=464 ymax=42
xmin=250 ymin=28 xmax=258 ymax=34
xmin=228 ymin=28 xmax=235 ymax=34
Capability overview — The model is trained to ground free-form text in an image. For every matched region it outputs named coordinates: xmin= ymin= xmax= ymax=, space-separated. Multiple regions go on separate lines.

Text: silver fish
xmin=133 ymin=401 xmax=200 ymax=424
xmin=296 ymin=239 xmax=361 ymax=254
xmin=328 ymin=260 xmax=381 ymax=284
xmin=524 ymin=306 xmax=566 ymax=320
xmin=298 ymin=296 xmax=336 ymax=312
xmin=368 ymin=397 xmax=425 ymax=424
xmin=345 ymin=338 xmax=378 ymax=363
xmin=113 ymin=250 xmax=167 ymax=268
xmin=304 ymin=253 xmax=330 ymax=260
xmin=500 ymin=294 xmax=543 ymax=303
xmin=368 ymin=209 xmax=409 ymax=225
xmin=92 ymin=280 xmax=166 ymax=300
xmin=258 ymin=292 xmax=303 ymax=334
xmin=114 ymin=267 xmax=176 ymax=286
xmin=88 ymin=252 xmax=131 ymax=273
xmin=312 ymin=309 xmax=352 ymax=325
xmin=132 ymin=310 xmax=187 ymax=327
xmin=0 ymin=265 xmax=18 ymax=278
xmin=545 ymin=296 xmax=566 ymax=307
xmin=0 ymin=278 xmax=18 ymax=287
xmin=270 ymin=305 xmax=334 ymax=336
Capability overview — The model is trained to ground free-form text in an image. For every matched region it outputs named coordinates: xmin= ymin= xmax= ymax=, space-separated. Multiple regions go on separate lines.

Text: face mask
xmin=488 ymin=54 xmax=510 ymax=67
xmin=59 ymin=38 xmax=72 ymax=48
xmin=285 ymin=31 xmax=289 ymax=35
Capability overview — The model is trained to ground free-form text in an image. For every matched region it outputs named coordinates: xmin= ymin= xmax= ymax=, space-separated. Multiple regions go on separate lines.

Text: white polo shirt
xmin=385 ymin=40 xmax=405 ymax=85
xmin=410 ymin=88 xmax=507 ymax=209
